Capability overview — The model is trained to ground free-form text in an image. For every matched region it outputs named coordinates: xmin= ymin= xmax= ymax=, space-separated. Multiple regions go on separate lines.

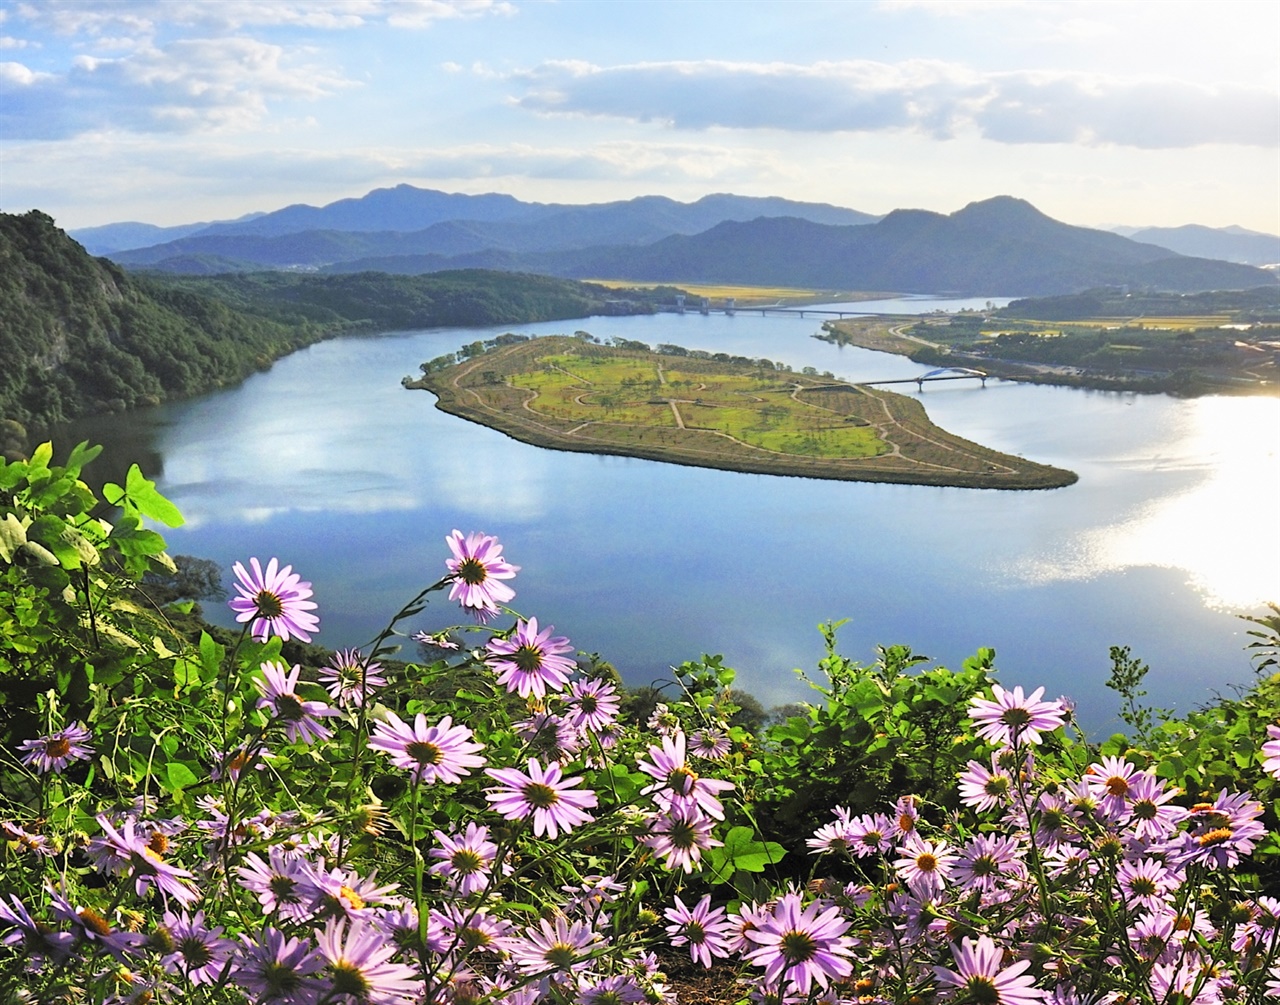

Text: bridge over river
xmin=860 ymin=367 xmax=992 ymax=389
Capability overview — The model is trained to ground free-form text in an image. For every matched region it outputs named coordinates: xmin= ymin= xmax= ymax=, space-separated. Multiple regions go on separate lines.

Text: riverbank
xmin=408 ymin=335 xmax=1077 ymax=490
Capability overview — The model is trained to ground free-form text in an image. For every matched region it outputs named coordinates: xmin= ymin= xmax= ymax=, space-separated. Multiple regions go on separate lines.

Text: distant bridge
xmin=862 ymin=367 xmax=991 ymax=389
xmin=659 ymin=296 xmax=916 ymax=319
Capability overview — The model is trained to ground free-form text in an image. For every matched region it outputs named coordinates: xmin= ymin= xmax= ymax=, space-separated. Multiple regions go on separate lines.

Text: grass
xmin=413 ymin=337 xmax=1078 ymax=490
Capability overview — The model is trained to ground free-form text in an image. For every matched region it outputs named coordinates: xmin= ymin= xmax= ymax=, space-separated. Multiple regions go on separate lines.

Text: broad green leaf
xmin=164 ymin=762 xmax=199 ymax=791
xmin=124 ymin=464 xmax=185 ymax=527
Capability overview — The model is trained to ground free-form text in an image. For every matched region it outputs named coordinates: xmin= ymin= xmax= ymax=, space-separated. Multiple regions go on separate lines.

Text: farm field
xmin=411 ymin=335 xmax=1077 ymax=489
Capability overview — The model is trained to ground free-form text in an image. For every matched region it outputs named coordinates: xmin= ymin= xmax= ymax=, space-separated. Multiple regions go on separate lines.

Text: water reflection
xmin=61 ymin=304 xmax=1280 ymax=731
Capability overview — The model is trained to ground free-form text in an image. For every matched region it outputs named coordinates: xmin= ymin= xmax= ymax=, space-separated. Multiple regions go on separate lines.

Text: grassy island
xmin=408 ymin=335 xmax=1077 ymax=489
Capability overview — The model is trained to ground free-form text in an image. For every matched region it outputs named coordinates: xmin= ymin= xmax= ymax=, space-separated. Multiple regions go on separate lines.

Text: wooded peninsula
xmin=408 ymin=335 xmax=1078 ymax=489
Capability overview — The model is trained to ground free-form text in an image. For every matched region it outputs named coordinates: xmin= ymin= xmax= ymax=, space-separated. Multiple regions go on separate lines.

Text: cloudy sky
xmin=2 ymin=0 xmax=1277 ymax=233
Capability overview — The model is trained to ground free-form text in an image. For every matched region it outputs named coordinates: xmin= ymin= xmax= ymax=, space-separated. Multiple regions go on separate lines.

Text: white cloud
xmin=512 ymin=58 xmax=1280 ymax=149
xmin=10 ymin=0 xmax=511 ymax=35
xmin=0 ymin=34 xmax=30 ymax=48
xmin=0 ymin=36 xmax=354 ymax=138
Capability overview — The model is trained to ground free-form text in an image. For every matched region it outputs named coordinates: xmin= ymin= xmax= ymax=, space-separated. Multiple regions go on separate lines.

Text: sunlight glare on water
xmin=1028 ymin=396 xmax=1280 ymax=611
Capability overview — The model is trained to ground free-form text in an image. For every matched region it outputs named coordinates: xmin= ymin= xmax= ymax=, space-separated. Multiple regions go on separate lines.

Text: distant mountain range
xmin=72 ymin=185 xmax=1276 ymax=296
xmin=1108 ymin=224 xmax=1280 ymax=266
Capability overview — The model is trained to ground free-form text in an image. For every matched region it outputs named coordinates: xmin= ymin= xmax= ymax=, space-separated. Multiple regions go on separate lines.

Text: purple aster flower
xmin=425 ymin=904 xmax=512 ymax=961
xmin=934 ymin=935 xmax=1047 ymax=1004
xmin=846 ymin=812 xmax=895 ymax=857
xmin=486 ymin=617 xmax=576 ymax=699
xmin=958 ymin=756 xmax=1015 ymax=813
xmin=0 ymin=894 xmax=74 ymax=965
xmin=310 ymin=866 xmax=399 ymax=921
xmin=688 ymin=727 xmax=731 ymax=760
xmin=484 ymin=758 xmax=598 ymax=839
xmin=894 ymin=835 xmax=957 ymax=899
xmin=1116 ymin=857 xmax=1179 ymax=913
xmin=664 ymin=894 xmax=734 ymax=968
xmin=953 ymin=834 xmax=1026 ymax=894
xmin=968 ymin=684 xmax=1066 ymax=747
xmin=564 ymin=678 xmax=621 ymax=733
xmin=515 ymin=710 xmax=583 ymax=764
xmin=229 ymin=557 xmax=319 ymax=642
xmin=445 ymin=530 xmax=518 ymax=623
xmin=18 ymin=721 xmax=92 ymax=773
xmin=90 ymin=813 xmax=200 ymax=905
xmin=1084 ymin=756 xmax=1142 ymax=819
xmin=637 ymin=731 xmax=734 ymax=821
xmin=1178 ymin=789 xmax=1267 ymax=869
xmin=319 ymin=648 xmax=387 ymax=708
xmin=236 ymin=847 xmax=316 ymax=921
xmin=579 ymin=975 xmax=647 ymax=1004
xmin=316 ymin=916 xmax=422 ymax=1004
xmin=1122 ymin=772 xmax=1188 ymax=842
xmin=428 ymin=823 xmax=503 ymax=896
xmin=255 ymin=661 xmax=341 ymax=745
xmin=158 ymin=909 xmax=234 ymax=986
xmin=367 ymin=712 xmax=485 ymax=784
xmin=48 ymin=887 xmax=147 ymax=960
xmin=234 ymin=926 xmax=324 ymax=1003
xmin=1263 ymin=724 xmax=1280 ymax=779
xmin=1 ymin=820 xmax=52 ymax=856
xmin=503 ymin=916 xmax=605 ymax=977
xmin=742 ymin=891 xmax=854 ymax=996
xmin=412 ymin=629 xmax=461 ymax=650
xmin=645 ymin=807 xmax=723 ymax=873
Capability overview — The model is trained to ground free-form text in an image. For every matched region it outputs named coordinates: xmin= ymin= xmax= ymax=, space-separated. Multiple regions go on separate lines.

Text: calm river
xmin=69 ymin=297 xmax=1280 ymax=732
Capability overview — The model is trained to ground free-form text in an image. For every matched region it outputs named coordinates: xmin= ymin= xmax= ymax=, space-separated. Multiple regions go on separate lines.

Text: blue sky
xmin=1 ymin=0 xmax=1277 ymax=233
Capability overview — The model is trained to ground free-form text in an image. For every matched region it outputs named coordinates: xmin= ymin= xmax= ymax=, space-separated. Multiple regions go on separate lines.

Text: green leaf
xmin=706 ymin=826 xmax=786 ymax=882
xmin=65 ymin=441 xmax=103 ymax=475
xmin=164 ymin=762 xmax=199 ymax=792
xmin=124 ymin=465 xmax=185 ymax=527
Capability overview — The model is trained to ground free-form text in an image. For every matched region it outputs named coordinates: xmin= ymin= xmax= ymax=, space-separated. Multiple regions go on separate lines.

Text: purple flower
xmin=958 ymin=756 xmax=1014 ymax=813
xmin=1263 ymin=723 xmax=1280 ymax=779
xmin=0 ymin=894 xmax=74 ymax=965
xmin=256 ymin=661 xmax=341 ymax=745
xmin=934 ymin=935 xmax=1047 ymax=1004
xmin=645 ymin=807 xmax=722 ymax=873
xmin=637 ymin=731 xmax=734 ymax=821
xmin=484 ymin=758 xmax=598 ymax=839
xmin=159 ymin=909 xmax=234 ymax=986
xmin=90 ymin=814 xmax=200 ymax=906
xmin=688 ymin=727 xmax=731 ymax=760
xmin=741 ymin=891 xmax=854 ymax=995
xmin=894 ymin=835 xmax=957 ymax=899
xmin=486 ymin=617 xmax=576 ymax=699
xmin=229 ymin=557 xmax=319 ymax=642
xmin=968 ymin=685 xmax=1066 ymax=747
xmin=236 ymin=847 xmax=316 ymax=921
xmin=234 ymin=926 xmax=324 ymax=1003
xmin=445 ymin=530 xmax=518 ymax=623
xmin=367 ymin=712 xmax=485 ymax=784
xmin=18 ymin=721 xmax=92 ymax=773
xmin=664 ymin=894 xmax=734 ymax=968
xmin=319 ymin=648 xmax=387 ymax=708
xmin=428 ymin=823 xmax=502 ymax=896
xmin=564 ymin=678 xmax=621 ymax=733
xmin=316 ymin=916 xmax=422 ymax=1004
xmin=502 ymin=916 xmax=604 ymax=977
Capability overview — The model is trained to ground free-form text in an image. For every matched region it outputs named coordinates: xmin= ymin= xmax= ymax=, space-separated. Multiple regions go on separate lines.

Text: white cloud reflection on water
xmin=1004 ymin=395 xmax=1280 ymax=611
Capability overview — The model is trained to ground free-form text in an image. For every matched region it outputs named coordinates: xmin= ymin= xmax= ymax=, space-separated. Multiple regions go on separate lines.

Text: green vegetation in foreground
xmin=817 ymin=286 xmax=1280 ymax=396
xmin=409 ymin=334 xmax=1077 ymax=489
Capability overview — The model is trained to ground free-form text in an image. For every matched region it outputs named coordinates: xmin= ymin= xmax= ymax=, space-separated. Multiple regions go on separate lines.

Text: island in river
xmin=407 ymin=334 xmax=1077 ymax=489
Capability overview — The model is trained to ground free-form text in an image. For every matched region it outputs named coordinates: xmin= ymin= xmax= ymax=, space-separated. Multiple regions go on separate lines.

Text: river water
xmin=69 ymin=297 xmax=1280 ymax=732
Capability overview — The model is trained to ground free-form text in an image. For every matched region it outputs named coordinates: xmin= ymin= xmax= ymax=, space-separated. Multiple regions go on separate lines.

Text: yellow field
xmin=583 ymin=280 xmax=891 ymax=304
xmin=1038 ymin=316 xmax=1233 ymax=330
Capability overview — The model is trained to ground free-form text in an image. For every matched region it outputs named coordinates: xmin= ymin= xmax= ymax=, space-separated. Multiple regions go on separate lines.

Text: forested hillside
xmin=0 ymin=211 xmax=645 ymax=434
xmin=0 ymin=211 xmax=333 ymax=430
